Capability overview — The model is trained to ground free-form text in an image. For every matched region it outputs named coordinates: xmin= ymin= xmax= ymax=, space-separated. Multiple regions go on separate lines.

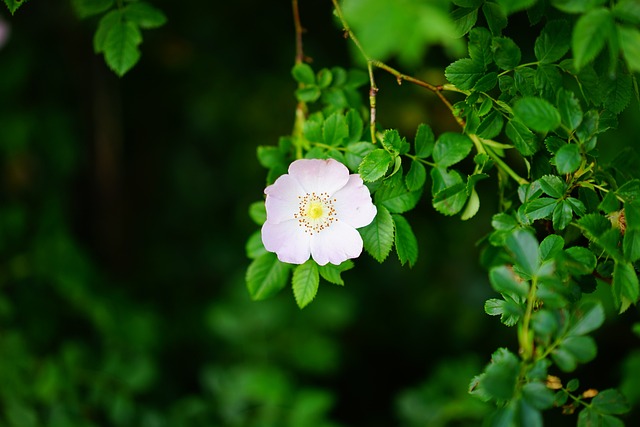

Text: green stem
xmin=471 ymin=135 xmax=528 ymax=185
xmin=519 ymin=276 xmax=538 ymax=361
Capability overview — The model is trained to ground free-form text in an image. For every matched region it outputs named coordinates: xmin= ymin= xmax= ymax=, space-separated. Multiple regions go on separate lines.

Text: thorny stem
xmin=292 ymin=0 xmax=304 ymax=64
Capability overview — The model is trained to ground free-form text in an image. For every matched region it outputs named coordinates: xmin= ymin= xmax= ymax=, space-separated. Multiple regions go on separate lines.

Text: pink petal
xmin=288 ymin=159 xmax=350 ymax=195
xmin=310 ymin=221 xmax=363 ymax=266
xmin=261 ymin=220 xmax=311 ymax=264
xmin=264 ymin=174 xmax=306 ymax=223
xmin=333 ymin=174 xmax=377 ymax=228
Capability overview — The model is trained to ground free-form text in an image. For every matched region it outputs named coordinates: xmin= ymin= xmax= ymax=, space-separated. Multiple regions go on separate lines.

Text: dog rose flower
xmin=261 ymin=158 xmax=376 ymax=265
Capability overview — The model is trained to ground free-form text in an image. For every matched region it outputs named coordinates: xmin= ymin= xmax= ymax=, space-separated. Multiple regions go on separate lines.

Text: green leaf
xmin=506 ymin=230 xmax=540 ymax=278
xmin=557 ymin=89 xmax=583 ymax=132
xmin=473 ymin=72 xmax=498 ymax=92
xmin=561 ymin=335 xmax=597 ymax=363
xmin=431 ymin=168 xmax=468 ymax=216
xmin=317 ymin=68 xmax=333 ymax=88
xmin=122 ymin=1 xmax=167 ymax=29
xmin=513 ymin=97 xmax=561 ymax=133
xmin=618 ymin=25 xmax=640 ymax=73
xmin=604 ymin=72 xmax=632 ymax=115
xmin=345 ymin=142 xmax=374 ymax=171
xmin=625 ymin=201 xmax=640 ymax=229
xmin=469 ymin=27 xmax=493 ymax=68
xmin=523 ymin=382 xmax=555 ymax=410
xmin=393 ymin=215 xmax=418 ymax=267
xmin=492 ymin=36 xmax=521 ymax=70
xmin=104 ymin=21 xmax=142 ymax=77
xmin=296 ymin=87 xmax=321 ymax=103
xmin=414 ymin=123 xmax=435 ymax=158
xmin=613 ymin=0 xmax=640 ymax=25
xmin=591 ymin=389 xmax=631 ymax=415
xmin=323 ymin=113 xmax=349 ymax=146
xmin=535 ymin=20 xmax=571 ymax=63
xmin=506 ymin=120 xmax=539 ymax=156
xmin=563 ymin=246 xmax=597 ymax=276
xmin=461 ymin=187 xmax=481 ymax=220
xmin=359 ymin=149 xmax=392 ymax=182
xmin=572 ymin=8 xmax=614 ymax=71
xmin=405 ymin=160 xmax=426 ymax=191
xmin=246 ymin=231 xmax=267 ymax=259
xmin=617 ymin=179 xmax=640 ymax=203
xmin=481 ymin=348 xmax=520 ymax=400
xmin=94 ymin=10 xmax=121 ymax=53
xmin=360 ymin=204 xmax=395 ymax=263
xmin=246 ymin=253 xmax=292 ymax=301
xmin=292 ymin=261 xmax=320 ymax=309
xmin=248 ymin=201 xmax=266 ymax=225
xmin=433 ymin=132 xmax=473 ymax=168
xmin=381 ymin=129 xmax=408 ymax=155
xmin=318 ymin=260 xmax=354 ymax=286
xmin=292 ymin=63 xmax=316 ymax=85
xmin=551 ymin=0 xmax=607 ymax=14
xmin=345 ymin=109 xmax=363 ymax=143
xmin=569 ymin=301 xmax=605 ymax=336
xmin=535 ymin=64 xmax=562 ymax=100
xmin=257 ymin=145 xmax=285 ymax=169
xmin=525 ymin=198 xmax=557 ymax=221
xmin=555 ymin=144 xmax=581 ymax=174
xmin=490 ymin=265 xmax=529 ymax=297
xmin=552 ymin=348 xmax=577 ymax=372
xmin=539 ymin=175 xmax=566 ymax=199
xmin=482 ymin=2 xmax=507 ymax=35
xmin=375 ymin=172 xmax=422 ymax=214
xmin=3 ymin=0 xmax=26 ymax=14
xmin=477 ymin=110 xmax=504 ymax=139
xmin=452 ymin=7 xmax=478 ymax=38
xmin=72 ymin=0 xmax=114 ymax=19
xmin=624 ymin=229 xmax=640 ymax=262
xmin=612 ymin=261 xmax=640 ymax=313
xmin=445 ymin=58 xmax=485 ymax=90
xmin=539 ymin=235 xmax=564 ymax=263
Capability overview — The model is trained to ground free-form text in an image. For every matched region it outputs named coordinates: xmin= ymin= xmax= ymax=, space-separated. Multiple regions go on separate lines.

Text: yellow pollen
xmin=293 ymin=191 xmax=338 ymax=235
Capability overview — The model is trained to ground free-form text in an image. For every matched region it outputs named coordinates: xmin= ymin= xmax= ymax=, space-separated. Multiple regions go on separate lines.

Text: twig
xmin=292 ymin=0 xmax=304 ymax=64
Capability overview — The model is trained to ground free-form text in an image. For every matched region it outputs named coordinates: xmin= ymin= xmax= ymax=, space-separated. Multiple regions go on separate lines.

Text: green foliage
xmin=3 ymin=0 xmax=26 ymax=14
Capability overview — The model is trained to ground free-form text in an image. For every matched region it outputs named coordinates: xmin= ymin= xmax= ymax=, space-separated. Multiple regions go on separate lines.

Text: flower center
xmin=295 ymin=192 xmax=337 ymax=235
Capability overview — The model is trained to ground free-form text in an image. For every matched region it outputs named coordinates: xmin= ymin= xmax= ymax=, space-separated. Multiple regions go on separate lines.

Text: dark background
xmin=0 ymin=1 xmax=638 ymax=426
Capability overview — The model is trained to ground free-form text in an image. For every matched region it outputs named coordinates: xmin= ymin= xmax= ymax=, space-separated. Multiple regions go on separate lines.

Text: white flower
xmin=261 ymin=158 xmax=377 ymax=266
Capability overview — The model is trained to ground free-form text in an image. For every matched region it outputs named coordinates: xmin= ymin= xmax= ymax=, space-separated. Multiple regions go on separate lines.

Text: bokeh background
xmin=0 ymin=1 xmax=639 ymax=426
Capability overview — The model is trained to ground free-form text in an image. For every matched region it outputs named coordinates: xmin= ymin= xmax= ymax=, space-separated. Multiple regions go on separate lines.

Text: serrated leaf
xmin=318 ymin=260 xmax=353 ymax=286
xmin=469 ymin=27 xmax=493 ymax=68
xmin=481 ymin=348 xmax=520 ymax=400
xmin=591 ymin=389 xmax=631 ymax=415
xmin=104 ymin=21 xmax=142 ymax=77
xmin=3 ymin=0 xmax=27 ymax=14
xmin=496 ymin=0 xmax=536 ymax=14
xmin=569 ymin=301 xmax=605 ymax=336
xmin=492 ymin=36 xmax=521 ymax=70
xmin=623 ymin=229 xmax=640 ymax=262
xmin=359 ymin=149 xmax=392 ymax=182
xmin=246 ymin=253 xmax=292 ymax=300
xmin=617 ymin=179 xmax=640 ymax=203
xmin=381 ymin=129 xmax=407 ymax=155
xmin=525 ymin=198 xmax=557 ymax=221
xmin=618 ymin=25 xmax=640 ymax=73
xmin=482 ymin=2 xmax=507 ymax=35
xmin=612 ymin=261 xmax=639 ymax=313
xmin=292 ymin=261 xmax=320 ymax=309
xmin=360 ymin=204 xmax=394 ymax=263
xmin=572 ymin=8 xmax=614 ymax=71
xmin=452 ymin=6 xmax=478 ymax=38
xmin=445 ymin=58 xmax=485 ymax=90
xmin=433 ymin=132 xmax=473 ymax=168
xmin=557 ymin=88 xmax=583 ymax=131
xmin=513 ymin=97 xmax=561 ymax=133
xmin=613 ymin=0 xmax=640 ymax=25
xmin=506 ymin=230 xmax=540 ymax=278
xmin=477 ymin=110 xmax=504 ymax=139
xmin=345 ymin=142 xmax=374 ymax=171
xmin=405 ymin=160 xmax=426 ymax=191
xmin=539 ymin=234 xmax=564 ymax=262
xmin=292 ymin=63 xmax=315 ymax=85
xmin=604 ymin=73 xmax=632 ymax=114
xmin=535 ymin=64 xmax=562 ymax=100
xmin=431 ymin=168 xmax=468 ymax=216
xmin=461 ymin=187 xmax=480 ymax=220
xmin=553 ymin=200 xmax=573 ymax=231
xmin=323 ymin=113 xmax=349 ymax=146
xmin=555 ymin=144 xmax=581 ymax=174
xmin=375 ymin=172 xmax=422 ymax=214
xmin=535 ymin=20 xmax=570 ymax=63
xmin=72 ymin=0 xmax=114 ymax=19
xmin=94 ymin=9 xmax=121 ymax=53
xmin=122 ymin=1 xmax=167 ymax=29
xmin=539 ymin=175 xmax=566 ymax=199
xmin=246 ymin=231 xmax=268 ymax=259
xmin=506 ymin=120 xmax=539 ymax=156
xmin=563 ymin=246 xmax=597 ymax=275
xmin=523 ymin=382 xmax=555 ymax=410
xmin=490 ymin=265 xmax=529 ymax=297
xmin=345 ymin=109 xmax=363 ymax=143
xmin=393 ymin=214 xmax=418 ymax=267
xmin=414 ymin=123 xmax=435 ymax=158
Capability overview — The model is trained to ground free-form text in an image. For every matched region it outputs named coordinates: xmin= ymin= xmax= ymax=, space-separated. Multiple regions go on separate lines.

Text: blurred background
xmin=0 ymin=1 xmax=639 ymax=426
